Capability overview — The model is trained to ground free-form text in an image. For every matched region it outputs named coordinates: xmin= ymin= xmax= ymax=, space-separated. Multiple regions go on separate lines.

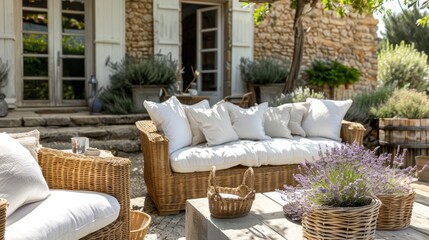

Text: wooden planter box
xmin=379 ymin=118 xmax=429 ymax=167
xmin=415 ymin=156 xmax=429 ymax=182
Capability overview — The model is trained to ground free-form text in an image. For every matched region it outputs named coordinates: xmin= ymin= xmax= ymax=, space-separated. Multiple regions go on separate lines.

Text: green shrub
xmin=306 ymin=60 xmax=361 ymax=88
xmin=344 ymin=86 xmax=393 ymax=123
xmin=107 ymin=55 xmax=177 ymax=86
xmin=0 ymin=59 xmax=8 ymax=89
xmin=239 ymin=57 xmax=289 ymax=84
xmin=378 ymin=41 xmax=429 ymax=92
xmin=99 ymin=88 xmax=133 ymax=114
xmin=371 ymin=88 xmax=429 ymax=119
xmin=270 ymin=86 xmax=325 ymax=107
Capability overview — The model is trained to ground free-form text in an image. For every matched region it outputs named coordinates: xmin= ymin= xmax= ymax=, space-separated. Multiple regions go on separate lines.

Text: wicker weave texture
xmin=0 ymin=198 xmax=7 ymax=240
xmin=130 ymin=211 xmax=151 ymax=240
xmin=208 ymin=167 xmax=255 ymax=218
xmin=302 ymin=198 xmax=381 ymax=240
xmin=36 ymin=148 xmax=131 ymax=240
xmin=136 ymin=120 xmax=365 ymax=215
xmin=376 ymin=191 xmax=415 ymax=230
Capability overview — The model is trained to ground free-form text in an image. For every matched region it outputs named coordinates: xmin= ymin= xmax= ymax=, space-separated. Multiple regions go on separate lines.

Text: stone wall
xmin=254 ymin=1 xmax=379 ymax=99
xmin=126 ymin=0 xmax=154 ymax=58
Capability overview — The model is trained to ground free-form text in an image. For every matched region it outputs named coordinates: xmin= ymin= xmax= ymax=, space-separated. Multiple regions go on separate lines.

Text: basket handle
xmin=242 ymin=167 xmax=254 ymax=189
xmin=208 ymin=166 xmax=219 ymax=194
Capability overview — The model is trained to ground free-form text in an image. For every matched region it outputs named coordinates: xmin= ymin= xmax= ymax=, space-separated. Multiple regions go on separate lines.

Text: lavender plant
xmin=279 ymin=142 xmax=418 ymax=221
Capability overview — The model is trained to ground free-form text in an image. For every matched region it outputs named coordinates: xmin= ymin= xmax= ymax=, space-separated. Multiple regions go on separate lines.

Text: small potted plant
xmin=280 ymin=143 xmax=381 ymax=239
xmin=306 ymin=60 xmax=360 ymax=99
xmin=239 ymin=57 xmax=289 ymax=103
xmin=0 ymin=59 xmax=9 ymax=117
xmin=279 ymin=143 xmax=423 ymax=236
xmin=107 ymin=54 xmax=177 ymax=112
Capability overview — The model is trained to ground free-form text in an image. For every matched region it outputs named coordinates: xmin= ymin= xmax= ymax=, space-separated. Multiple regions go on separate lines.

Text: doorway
xmin=181 ymin=2 xmax=223 ymax=102
xmin=19 ymin=0 xmax=92 ymax=107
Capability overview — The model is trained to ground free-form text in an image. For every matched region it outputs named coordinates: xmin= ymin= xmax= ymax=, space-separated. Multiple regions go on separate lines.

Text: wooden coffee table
xmin=186 ymin=191 xmax=429 ymax=240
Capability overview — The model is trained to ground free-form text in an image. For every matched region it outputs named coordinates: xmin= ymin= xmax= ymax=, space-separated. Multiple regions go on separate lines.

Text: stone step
xmin=2 ymin=125 xmax=140 ymax=142
xmin=0 ymin=113 xmax=149 ymax=128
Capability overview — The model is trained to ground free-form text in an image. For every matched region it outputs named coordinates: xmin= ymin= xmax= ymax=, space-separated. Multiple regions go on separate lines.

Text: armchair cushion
xmin=8 ymin=129 xmax=41 ymax=161
xmin=6 ymin=190 xmax=120 ymax=240
xmin=0 ymin=133 xmax=49 ymax=217
xmin=227 ymin=102 xmax=271 ymax=140
xmin=183 ymin=100 xmax=210 ymax=145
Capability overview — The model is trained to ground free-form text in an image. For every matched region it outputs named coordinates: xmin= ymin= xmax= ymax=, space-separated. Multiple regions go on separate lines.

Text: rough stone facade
xmin=254 ymin=1 xmax=379 ymax=99
xmin=125 ymin=0 xmax=378 ymax=99
xmin=126 ymin=0 xmax=154 ymax=58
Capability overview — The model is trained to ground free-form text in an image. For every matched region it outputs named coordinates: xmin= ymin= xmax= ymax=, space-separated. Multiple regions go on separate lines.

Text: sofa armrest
xmin=37 ymin=148 xmax=130 ymax=236
xmin=136 ymin=120 xmax=172 ymax=177
xmin=341 ymin=120 xmax=366 ymax=145
xmin=0 ymin=198 xmax=7 ymax=239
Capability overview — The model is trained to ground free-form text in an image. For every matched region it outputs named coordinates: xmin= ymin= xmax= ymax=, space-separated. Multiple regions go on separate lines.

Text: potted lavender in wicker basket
xmin=279 ymin=143 xmax=424 ymax=237
xmin=279 ymin=143 xmax=381 ymax=239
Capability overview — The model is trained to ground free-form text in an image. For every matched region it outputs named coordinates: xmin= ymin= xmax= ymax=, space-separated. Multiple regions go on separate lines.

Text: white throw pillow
xmin=0 ymin=133 xmax=49 ymax=217
xmin=228 ymin=102 xmax=270 ymax=140
xmin=183 ymin=100 xmax=210 ymax=145
xmin=144 ymin=96 xmax=192 ymax=153
xmin=187 ymin=103 xmax=239 ymax=146
xmin=302 ymin=98 xmax=353 ymax=141
xmin=8 ymin=129 xmax=41 ymax=162
xmin=264 ymin=104 xmax=293 ymax=139
xmin=277 ymin=102 xmax=310 ymax=136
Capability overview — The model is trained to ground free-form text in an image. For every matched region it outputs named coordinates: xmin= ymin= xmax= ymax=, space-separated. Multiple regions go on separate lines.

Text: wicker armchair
xmin=0 ymin=148 xmax=131 ymax=239
xmin=136 ymin=120 xmax=365 ymax=215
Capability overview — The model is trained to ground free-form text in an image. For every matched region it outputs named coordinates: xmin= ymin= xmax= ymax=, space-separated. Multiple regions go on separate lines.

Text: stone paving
xmin=127 ymin=153 xmax=186 ymax=240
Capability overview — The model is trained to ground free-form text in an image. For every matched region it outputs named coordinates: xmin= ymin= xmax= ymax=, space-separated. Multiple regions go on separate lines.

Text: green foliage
xmin=98 ymin=88 xmax=133 ymax=114
xmin=344 ymin=86 xmax=393 ymax=123
xmin=107 ymin=55 xmax=177 ymax=86
xmin=406 ymin=0 xmax=429 ymax=27
xmin=0 ymin=59 xmax=8 ymax=89
xmin=239 ymin=57 xmax=289 ymax=85
xmin=306 ymin=60 xmax=361 ymax=88
xmin=371 ymin=88 xmax=429 ymax=119
xmin=378 ymin=41 xmax=429 ymax=92
xmin=270 ymin=86 xmax=325 ymax=107
xmin=383 ymin=7 xmax=429 ymax=57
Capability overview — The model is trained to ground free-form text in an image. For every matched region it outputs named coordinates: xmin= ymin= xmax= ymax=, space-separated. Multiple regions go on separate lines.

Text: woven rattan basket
xmin=376 ymin=191 xmax=415 ymax=230
xmin=130 ymin=210 xmax=151 ymax=240
xmin=0 ymin=199 xmax=7 ymax=240
xmin=302 ymin=198 xmax=381 ymax=240
xmin=207 ymin=167 xmax=256 ymax=218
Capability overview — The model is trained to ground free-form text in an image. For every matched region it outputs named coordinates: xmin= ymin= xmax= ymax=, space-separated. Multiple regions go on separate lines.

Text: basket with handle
xmin=207 ymin=166 xmax=256 ymax=218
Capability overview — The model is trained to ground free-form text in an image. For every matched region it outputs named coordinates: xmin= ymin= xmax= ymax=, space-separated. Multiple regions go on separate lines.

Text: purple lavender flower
xmin=279 ymin=142 xmax=417 ymax=221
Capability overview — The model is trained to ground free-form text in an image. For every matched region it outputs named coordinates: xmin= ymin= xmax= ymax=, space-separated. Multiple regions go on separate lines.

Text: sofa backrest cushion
xmin=277 ymin=102 xmax=311 ymax=137
xmin=187 ymin=103 xmax=239 ymax=146
xmin=144 ymin=96 xmax=192 ymax=153
xmin=302 ymin=98 xmax=353 ymax=141
xmin=183 ymin=100 xmax=210 ymax=145
xmin=227 ymin=102 xmax=271 ymax=140
xmin=0 ymin=133 xmax=49 ymax=217
xmin=264 ymin=104 xmax=293 ymax=139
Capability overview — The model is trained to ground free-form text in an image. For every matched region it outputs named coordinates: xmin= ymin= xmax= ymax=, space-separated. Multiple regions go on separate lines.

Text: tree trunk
xmin=283 ymin=0 xmax=306 ymax=94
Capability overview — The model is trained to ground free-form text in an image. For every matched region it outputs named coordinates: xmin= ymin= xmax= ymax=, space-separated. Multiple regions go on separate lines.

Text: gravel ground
xmin=120 ymin=152 xmax=186 ymax=240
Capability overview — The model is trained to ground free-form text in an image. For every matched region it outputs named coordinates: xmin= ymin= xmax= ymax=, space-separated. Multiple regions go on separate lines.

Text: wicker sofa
xmin=0 ymin=148 xmax=131 ymax=239
xmin=136 ymin=120 xmax=365 ymax=215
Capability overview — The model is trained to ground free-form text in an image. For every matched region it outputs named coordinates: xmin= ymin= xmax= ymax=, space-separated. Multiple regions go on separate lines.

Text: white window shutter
xmin=231 ymin=0 xmax=254 ymax=95
xmin=94 ymin=0 xmax=125 ymax=89
xmin=153 ymin=0 xmax=180 ymax=61
xmin=0 ymin=0 xmax=16 ymax=106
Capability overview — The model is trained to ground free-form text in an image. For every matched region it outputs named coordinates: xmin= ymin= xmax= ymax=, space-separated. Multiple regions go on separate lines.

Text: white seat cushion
xmin=6 ymin=190 xmax=120 ymax=240
xmin=170 ymin=137 xmax=342 ymax=173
